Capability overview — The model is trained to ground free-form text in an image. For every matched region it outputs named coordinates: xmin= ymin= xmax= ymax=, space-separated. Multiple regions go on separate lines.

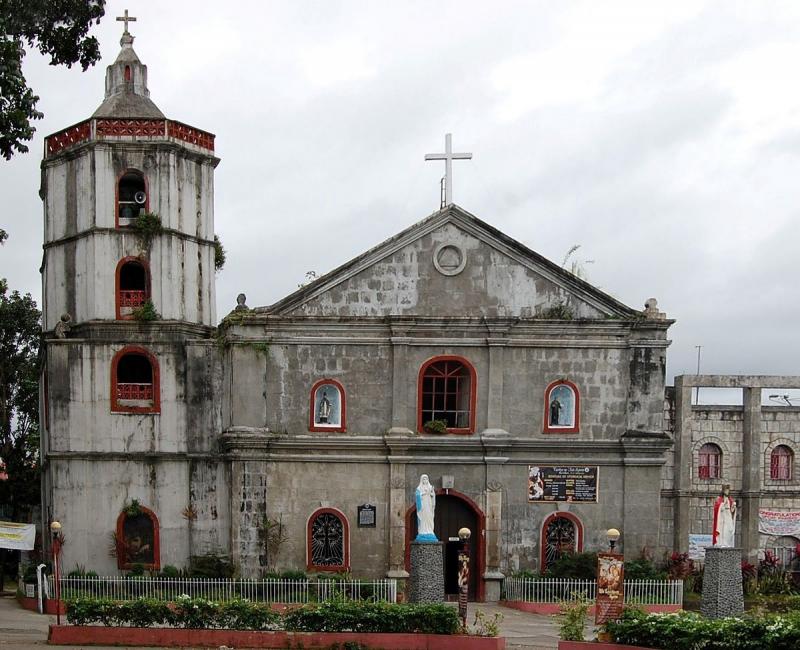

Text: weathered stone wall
xmin=41 ymin=143 xmax=217 ymax=329
xmin=662 ymin=376 xmax=800 ymax=559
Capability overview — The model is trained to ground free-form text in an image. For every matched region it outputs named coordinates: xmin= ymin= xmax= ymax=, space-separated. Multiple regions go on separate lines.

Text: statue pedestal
xmin=408 ymin=541 xmax=444 ymax=603
xmin=701 ymin=546 xmax=743 ymax=618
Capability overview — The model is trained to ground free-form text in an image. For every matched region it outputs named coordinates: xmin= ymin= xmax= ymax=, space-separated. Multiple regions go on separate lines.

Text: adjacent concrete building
xmin=39 ymin=30 xmax=799 ymax=600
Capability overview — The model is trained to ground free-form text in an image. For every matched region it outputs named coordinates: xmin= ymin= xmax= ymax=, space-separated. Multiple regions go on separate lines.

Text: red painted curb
xmin=558 ymin=642 xmax=654 ymax=650
xmin=17 ymin=595 xmax=66 ymax=615
xmin=48 ymin=625 xmax=506 ymax=649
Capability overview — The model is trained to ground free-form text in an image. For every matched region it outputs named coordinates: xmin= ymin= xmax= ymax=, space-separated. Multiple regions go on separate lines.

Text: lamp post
xmin=457 ymin=527 xmax=471 ymax=627
xmin=50 ymin=521 xmax=62 ymax=625
xmin=606 ymin=528 xmax=620 ymax=553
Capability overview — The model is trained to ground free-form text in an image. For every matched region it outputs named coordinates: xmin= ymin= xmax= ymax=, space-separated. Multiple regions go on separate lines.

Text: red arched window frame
xmin=543 ymin=379 xmax=580 ymax=434
xmin=309 ymin=378 xmax=347 ymax=433
xmin=111 ymin=346 xmax=160 ymax=414
xmin=115 ymin=505 xmax=160 ymax=570
xmin=417 ymin=355 xmax=477 ymax=434
xmin=115 ymin=256 xmax=151 ymax=320
xmin=770 ymin=445 xmax=794 ymax=480
xmin=698 ymin=443 xmax=722 ymax=479
xmin=306 ymin=507 xmax=350 ymax=572
xmin=115 ymin=168 xmax=149 ymax=229
xmin=540 ymin=511 xmax=584 ymax=572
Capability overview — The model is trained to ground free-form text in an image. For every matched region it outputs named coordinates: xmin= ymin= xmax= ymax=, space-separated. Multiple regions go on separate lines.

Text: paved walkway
xmin=0 ymin=591 xmax=571 ymax=649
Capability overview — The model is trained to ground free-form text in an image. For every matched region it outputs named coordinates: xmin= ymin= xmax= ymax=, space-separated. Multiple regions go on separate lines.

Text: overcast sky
xmin=2 ymin=0 xmax=799 ymax=394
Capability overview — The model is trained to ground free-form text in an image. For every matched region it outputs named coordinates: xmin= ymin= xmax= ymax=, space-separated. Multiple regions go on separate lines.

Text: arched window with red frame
xmin=698 ymin=443 xmax=722 ymax=479
xmin=543 ymin=379 xmax=580 ymax=434
xmin=111 ymin=346 xmax=160 ymax=413
xmin=309 ymin=379 xmax=346 ymax=432
xmin=307 ymin=508 xmax=349 ymax=572
xmin=771 ymin=445 xmax=794 ymax=480
xmin=116 ymin=504 xmax=160 ymax=570
xmin=117 ymin=169 xmax=148 ymax=227
xmin=115 ymin=257 xmax=150 ymax=319
xmin=541 ymin=512 xmax=583 ymax=572
xmin=418 ymin=356 xmax=477 ymax=434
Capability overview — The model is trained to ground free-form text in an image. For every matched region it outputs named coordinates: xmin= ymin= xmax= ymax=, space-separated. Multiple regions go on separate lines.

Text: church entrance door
xmin=405 ymin=489 xmax=485 ymax=600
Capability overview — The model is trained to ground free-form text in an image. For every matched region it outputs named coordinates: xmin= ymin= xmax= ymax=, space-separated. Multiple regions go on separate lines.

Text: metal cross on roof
xmin=425 ymin=133 xmax=472 ymax=206
xmin=116 ymin=9 xmax=137 ymax=34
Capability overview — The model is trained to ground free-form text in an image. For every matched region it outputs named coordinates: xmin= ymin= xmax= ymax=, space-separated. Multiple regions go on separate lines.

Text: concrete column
xmin=483 ymin=482 xmax=504 ymax=602
xmin=387 ymin=461 xmax=409 ymax=578
xmin=740 ymin=386 xmax=762 ymax=561
xmin=229 ymin=458 xmax=268 ymax=577
xmin=483 ymin=335 xmax=508 ymax=435
xmin=388 ymin=329 xmax=413 ymax=435
xmin=672 ymin=377 xmax=693 ymax=552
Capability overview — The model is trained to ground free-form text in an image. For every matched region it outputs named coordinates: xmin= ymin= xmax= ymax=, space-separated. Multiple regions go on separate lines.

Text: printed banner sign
xmin=0 ymin=521 xmax=36 ymax=550
xmin=758 ymin=510 xmax=800 ymax=537
xmin=688 ymin=534 xmax=713 ymax=560
xmin=595 ymin=553 xmax=625 ymax=625
xmin=528 ymin=465 xmax=598 ymax=502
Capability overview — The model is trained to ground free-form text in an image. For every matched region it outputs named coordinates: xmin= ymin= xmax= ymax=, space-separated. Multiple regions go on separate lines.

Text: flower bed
xmin=49 ymin=597 xmax=505 ymax=649
xmin=604 ymin=608 xmax=800 ymax=649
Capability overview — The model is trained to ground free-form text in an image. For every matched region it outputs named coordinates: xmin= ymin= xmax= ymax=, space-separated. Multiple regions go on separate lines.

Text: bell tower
xmin=40 ymin=18 xmax=219 ymax=329
xmin=40 ymin=15 xmax=225 ymax=573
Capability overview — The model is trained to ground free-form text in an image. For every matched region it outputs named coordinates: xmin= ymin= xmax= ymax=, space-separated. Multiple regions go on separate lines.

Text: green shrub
xmin=625 ymin=557 xmax=668 ymax=580
xmin=423 ymin=419 xmax=448 ymax=434
xmin=172 ymin=595 xmax=219 ymax=628
xmin=159 ymin=565 xmax=180 ymax=578
xmin=283 ymin=600 xmax=460 ymax=634
xmin=544 ymin=552 xmax=597 ymax=579
xmin=605 ymin=608 xmax=800 ymax=650
xmin=189 ymin=552 xmax=234 ymax=578
xmin=66 ymin=598 xmax=121 ymax=626
xmin=554 ymin=592 xmax=591 ymax=641
xmin=218 ymin=599 xmax=280 ymax=630
xmin=131 ymin=299 xmax=159 ymax=321
xmin=118 ymin=598 xmax=174 ymax=627
xmin=213 ymin=234 xmax=226 ymax=271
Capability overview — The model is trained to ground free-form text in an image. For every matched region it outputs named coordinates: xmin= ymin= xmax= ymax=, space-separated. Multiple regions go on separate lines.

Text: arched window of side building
xmin=698 ymin=443 xmax=722 ymax=479
xmin=309 ymin=379 xmax=346 ymax=432
xmin=116 ymin=505 xmax=160 ymax=570
xmin=541 ymin=512 xmax=583 ymax=572
xmin=770 ymin=445 xmax=794 ymax=480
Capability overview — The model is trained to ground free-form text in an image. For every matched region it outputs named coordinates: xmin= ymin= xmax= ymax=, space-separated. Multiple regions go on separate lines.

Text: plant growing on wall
xmin=213 ymin=235 xmax=225 ymax=271
xmin=258 ymin=515 xmax=287 ymax=573
xmin=122 ymin=499 xmax=143 ymax=517
xmin=131 ymin=299 xmax=159 ymax=321
xmin=132 ymin=212 xmax=163 ymax=250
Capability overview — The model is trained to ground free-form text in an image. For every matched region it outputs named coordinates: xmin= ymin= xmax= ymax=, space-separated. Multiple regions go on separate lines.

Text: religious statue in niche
xmin=548 ymin=383 xmax=576 ymax=428
xmin=121 ymin=513 xmax=155 ymax=566
xmin=313 ymin=383 xmax=341 ymax=427
xmin=712 ymin=484 xmax=737 ymax=547
xmin=415 ymin=474 xmax=438 ymax=542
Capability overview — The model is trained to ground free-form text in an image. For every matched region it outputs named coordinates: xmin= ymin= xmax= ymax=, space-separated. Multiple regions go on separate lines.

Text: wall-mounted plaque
xmin=528 ymin=465 xmax=598 ymax=503
xmin=357 ymin=504 xmax=376 ymax=527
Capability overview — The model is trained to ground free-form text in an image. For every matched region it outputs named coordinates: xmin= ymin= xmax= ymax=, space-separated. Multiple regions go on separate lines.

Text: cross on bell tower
xmin=116 ymin=9 xmax=137 ymax=34
xmin=425 ymin=133 xmax=472 ymax=207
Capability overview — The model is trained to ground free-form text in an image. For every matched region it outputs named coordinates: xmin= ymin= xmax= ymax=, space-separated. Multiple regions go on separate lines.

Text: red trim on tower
xmin=110 ymin=346 xmax=160 ymax=414
xmin=115 ymin=505 xmax=161 ymax=571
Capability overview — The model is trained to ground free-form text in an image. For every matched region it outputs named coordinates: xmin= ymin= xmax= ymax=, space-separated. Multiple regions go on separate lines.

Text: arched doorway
xmin=540 ymin=512 xmax=583 ymax=572
xmin=405 ymin=489 xmax=485 ymax=601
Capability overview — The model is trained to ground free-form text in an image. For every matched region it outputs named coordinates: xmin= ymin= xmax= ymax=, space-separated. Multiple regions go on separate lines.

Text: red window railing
xmin=119 ymin=290 xmax=147 ymax=308
xmin=117 ymin=383 xmax=154 ymax=401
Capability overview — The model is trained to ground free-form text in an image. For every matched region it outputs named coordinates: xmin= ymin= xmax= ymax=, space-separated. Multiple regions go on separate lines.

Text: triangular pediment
xmin=259 ymin=205 xmax=638 ymax=319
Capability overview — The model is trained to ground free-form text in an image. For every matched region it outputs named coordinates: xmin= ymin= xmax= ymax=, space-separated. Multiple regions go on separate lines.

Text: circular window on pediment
xmin=433 ymin=243 xmax=466 ymax=276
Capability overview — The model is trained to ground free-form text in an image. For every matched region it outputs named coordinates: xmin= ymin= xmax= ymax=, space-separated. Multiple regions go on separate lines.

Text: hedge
xmin=605 ymin=608 xmax=800 ymax=650
xmin=65 ymin=597 xmax=460 ymax=635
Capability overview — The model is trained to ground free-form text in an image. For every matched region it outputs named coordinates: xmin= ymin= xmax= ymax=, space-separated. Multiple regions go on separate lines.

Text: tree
xmin=0 ymin=275 xmax=41 ymax=520
xmin=0 ymin=0 xmax=106 ymax=159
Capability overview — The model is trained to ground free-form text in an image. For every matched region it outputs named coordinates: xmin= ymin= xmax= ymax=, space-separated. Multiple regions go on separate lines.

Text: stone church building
xmin=38 ymin=29 xmax=800 ymax=600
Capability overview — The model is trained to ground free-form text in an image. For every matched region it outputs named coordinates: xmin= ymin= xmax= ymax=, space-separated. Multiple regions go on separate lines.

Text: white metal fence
xmin=503 ymin=578 xmax=683 ymax=606
xmin=49 ymin=576 xmax=397 ymax=604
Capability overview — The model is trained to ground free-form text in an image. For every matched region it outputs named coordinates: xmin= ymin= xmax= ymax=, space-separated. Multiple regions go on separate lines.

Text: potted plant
xmin=423 ymin=419 xmax=448 ymax=434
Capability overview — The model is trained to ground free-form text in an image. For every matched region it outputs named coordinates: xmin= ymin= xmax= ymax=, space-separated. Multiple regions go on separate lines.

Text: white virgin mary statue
xmin=415 ymin=474 xmax=438 ymax=542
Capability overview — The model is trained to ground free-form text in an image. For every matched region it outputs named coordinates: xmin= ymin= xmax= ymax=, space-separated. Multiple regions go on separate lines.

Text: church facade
xmin=39 ymin=30 xmax=800 ymax=600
